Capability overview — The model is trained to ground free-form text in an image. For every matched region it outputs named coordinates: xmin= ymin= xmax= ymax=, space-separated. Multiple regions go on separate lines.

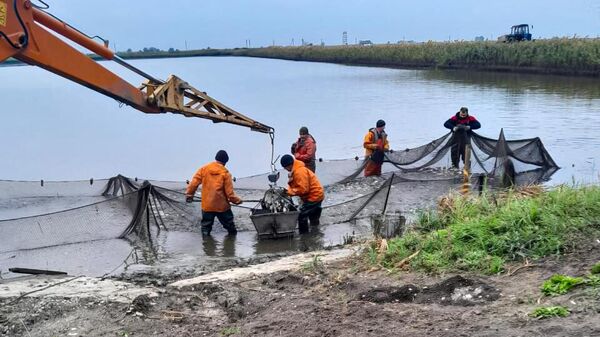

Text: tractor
xmin=498 ymin=24 xmax=532 ymax=42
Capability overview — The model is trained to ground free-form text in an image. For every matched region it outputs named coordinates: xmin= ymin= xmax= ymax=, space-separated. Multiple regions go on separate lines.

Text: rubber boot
xmin=298 ymin=220 xmax=309 ymax=234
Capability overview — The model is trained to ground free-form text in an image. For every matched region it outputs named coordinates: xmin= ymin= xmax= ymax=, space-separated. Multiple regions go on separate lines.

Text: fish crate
xmin=250 ymin=209 xmax=299 ymax=239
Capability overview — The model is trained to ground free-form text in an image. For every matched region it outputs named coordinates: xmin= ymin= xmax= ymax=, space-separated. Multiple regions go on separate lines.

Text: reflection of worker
xmin=444 ymin=107 xmax=481 ymax=169
xmin=202 ymin=236 xmax=217 ymax=256
xmin=363 ymin=119 xmax=390 ymax=177
xmin=202 ymin=235 xmax=236 ymax=257
xmin=221 ymin=235 xmax=236 ymax=257
xmin=291 ymin=126 xmax=317 ymax=172
xmin=186 ymin=150 xmax=242 ymax=236
xmin=280 ymin=155 xmax=325 ymax=234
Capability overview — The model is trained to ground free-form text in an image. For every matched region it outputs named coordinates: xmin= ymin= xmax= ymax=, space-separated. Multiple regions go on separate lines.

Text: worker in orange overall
xmin=280 ymin=154 xmax=324 ymax=234
xmin=186 ymin=150 xmax=242 ymax=236
xmin=363 ymin=119 xmax=390 ymax=177
xmin=291 ymin=126 xmax=317 ymax=172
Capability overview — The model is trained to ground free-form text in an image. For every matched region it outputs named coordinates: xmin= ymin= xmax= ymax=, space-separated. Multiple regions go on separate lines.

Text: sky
xmin=41 ymin=0 xmax=599 ymax=51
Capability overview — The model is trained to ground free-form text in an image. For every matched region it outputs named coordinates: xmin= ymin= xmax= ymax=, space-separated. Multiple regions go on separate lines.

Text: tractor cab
xmin=511 ymin=24 xmax=531 ymax=39
xmin=498 ymin=24 xmax=532 ymax=42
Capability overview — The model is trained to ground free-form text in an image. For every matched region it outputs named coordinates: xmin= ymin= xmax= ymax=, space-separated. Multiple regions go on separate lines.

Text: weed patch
xmin=585 ymin=275 xmax=600 ymax=287
xmin=220 ymin=327 xmax=240 ymax=336
xmin=301 ymin=255 xmax=324 ymax=274
xmin=541 ymin=275 xmax=585 ymax=296
xmin=530 ymin=306 xmax=570 ymax=319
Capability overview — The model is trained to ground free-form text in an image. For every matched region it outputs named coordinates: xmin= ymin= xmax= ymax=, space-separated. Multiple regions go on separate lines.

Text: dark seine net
xmin=233 ymin=130 xmax=557 ymax=191
xmin=0 ymin=131 xmax=557 ymax=255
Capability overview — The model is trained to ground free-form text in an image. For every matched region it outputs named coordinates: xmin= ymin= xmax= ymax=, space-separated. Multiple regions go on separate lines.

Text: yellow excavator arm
xmin=0 ymin=0 xmax=272 ymax=133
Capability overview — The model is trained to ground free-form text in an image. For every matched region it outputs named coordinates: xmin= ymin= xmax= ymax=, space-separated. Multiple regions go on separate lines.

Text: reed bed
xmin=235 ymin=39 xmax=600 ymax=76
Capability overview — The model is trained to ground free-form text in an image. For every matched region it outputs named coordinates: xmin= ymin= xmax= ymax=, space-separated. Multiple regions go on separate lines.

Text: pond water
xmin=1 ymin=56 xmax=598 ymax=183
xmin=1 ymin=56 xmax=598 ymax=279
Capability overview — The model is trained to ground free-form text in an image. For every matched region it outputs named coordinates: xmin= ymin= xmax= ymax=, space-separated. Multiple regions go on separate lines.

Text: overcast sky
xmin=40 ymin=0 xmax=600 ymax=51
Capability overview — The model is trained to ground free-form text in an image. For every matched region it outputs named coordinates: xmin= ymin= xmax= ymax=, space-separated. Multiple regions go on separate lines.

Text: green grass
xmin=301 ymin=255 xmax=324 ymax=273
xmin=585 ymin=275 xmax=600 ymax=287
xmin=374 ymin=185 xmax=600 ymax=274
xmin=220 ymin=327 xmax=240 ymax=336
xmin=530 ymin=306 xmax=570 ymax=319
xmin=542 ymin=275 xmax=585 ymax=296
xmin=590 ymin=262 xmax=600 ymax=274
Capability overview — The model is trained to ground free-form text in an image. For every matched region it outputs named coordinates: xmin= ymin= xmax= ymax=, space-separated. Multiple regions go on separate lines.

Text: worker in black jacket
xmin=444 ymin=107 xmax=481 ymax=169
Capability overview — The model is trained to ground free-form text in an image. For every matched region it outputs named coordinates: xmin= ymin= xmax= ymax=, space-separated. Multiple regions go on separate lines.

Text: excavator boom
xmin=0 ymin=0 xmax=272 ymax=133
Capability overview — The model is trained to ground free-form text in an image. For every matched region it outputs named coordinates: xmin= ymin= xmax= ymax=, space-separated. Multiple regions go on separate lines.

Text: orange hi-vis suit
xmin=286 ymin=159 xmax=324 ymax=203
xmin=363 ymin=128 xmax=389 ymax=176
xmin=293 ymin=134 xmax=317 ymax=172
xmin=186 ymin=161 xmax=242 ymax=212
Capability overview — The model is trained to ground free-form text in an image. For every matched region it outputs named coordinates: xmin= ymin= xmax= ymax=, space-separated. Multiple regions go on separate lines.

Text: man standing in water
xmin=186 ymin=150 xmax=242 ymax=236
xmin=444 ymin=107 xmax=481 ymax=169
xmin=363 ymin=119 xmax=390 ymax=177
xmin=280 ymin=154 xmax=324 ymax=234
xmin=291 ymin=126 xmax=317 ymax=172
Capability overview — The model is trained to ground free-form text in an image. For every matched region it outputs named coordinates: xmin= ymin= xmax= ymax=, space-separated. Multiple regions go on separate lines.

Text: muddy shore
xmin=2 ymin=239 xmax=600 ymax=337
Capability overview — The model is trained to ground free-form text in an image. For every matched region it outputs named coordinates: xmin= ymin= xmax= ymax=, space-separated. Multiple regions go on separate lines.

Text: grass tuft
xmin=530 ymin=306 xmax=570 ymax=319
xmin=584 ymin=275 xmax=600 ymax=287
xmin=220 ymin=327 xmax=240 ymax=336
xmin=301 ymin=255 xmax=324 ymax=273
xmin=374 ymin=185 xmax=600 ymax=273
xmin=541 ymin=275 xmax=585 ymax=296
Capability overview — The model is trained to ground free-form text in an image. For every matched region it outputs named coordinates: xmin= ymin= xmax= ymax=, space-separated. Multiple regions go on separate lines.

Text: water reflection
xmin=0 ymin=239 xmax=134 ymax=279
xmin=222 ymin=235 xmax=236 ymax=257
xmin=420 ymin=69 xmax=600 ymax=99
xmin=253 ymin=227 xmax=327 ymax=255
xmin=201 ymin=234 xmax=238 ymax=257
xmin=202 ymin=235 xmax=218 ymax=256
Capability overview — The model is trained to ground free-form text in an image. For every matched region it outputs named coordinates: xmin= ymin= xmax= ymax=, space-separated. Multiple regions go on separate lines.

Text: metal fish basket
xmin=250 ymin=209 xmax=299 ymax=239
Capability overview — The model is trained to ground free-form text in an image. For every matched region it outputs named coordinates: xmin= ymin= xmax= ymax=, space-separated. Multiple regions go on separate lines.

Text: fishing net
xmin=0 ymin=130 xmax=557 ymax=269
xmin=234 ymin=129 xmax=558 ymax=190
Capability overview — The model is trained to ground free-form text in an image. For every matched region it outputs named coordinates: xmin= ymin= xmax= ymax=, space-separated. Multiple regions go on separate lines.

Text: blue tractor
xmin=498 ymin=24 xmax=532 ymax=42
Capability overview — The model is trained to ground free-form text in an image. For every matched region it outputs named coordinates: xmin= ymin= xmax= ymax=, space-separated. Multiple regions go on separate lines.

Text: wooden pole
xmin=460 ymin=144 xmax=472 ymax=195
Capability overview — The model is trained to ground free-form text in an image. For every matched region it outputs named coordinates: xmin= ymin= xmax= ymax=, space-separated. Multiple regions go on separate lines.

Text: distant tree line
xmin=124 ymin=47 xmax=182 ymax=53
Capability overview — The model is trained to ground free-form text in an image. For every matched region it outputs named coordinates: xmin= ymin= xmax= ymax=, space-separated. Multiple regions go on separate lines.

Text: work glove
xmin=185 ymin=196 xmax=194 ymax=203
xmin=280 ymin=188 xmax=289 ymax=197
xmin=465 ymin=125 xmax=471 ymax=131
xmin=452 ymin=126 xmax=459 ymax=132
xmin=232 ymin=199 xmax=243 ymax=205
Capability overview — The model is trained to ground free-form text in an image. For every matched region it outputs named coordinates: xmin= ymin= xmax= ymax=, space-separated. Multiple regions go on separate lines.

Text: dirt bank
xmin=2 ymin=240 xmax=600 ymax=337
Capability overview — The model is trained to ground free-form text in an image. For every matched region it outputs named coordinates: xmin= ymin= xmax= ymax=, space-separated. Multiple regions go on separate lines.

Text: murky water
xmin=1 ymin=57 xmax=598 ymax=182
xmin=1 ymin=57 xmax=599 ymax=279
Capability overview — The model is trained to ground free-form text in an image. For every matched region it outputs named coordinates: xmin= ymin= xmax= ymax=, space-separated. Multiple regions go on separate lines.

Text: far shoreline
xmin=2 ymin=38 xmax=599 ymax=78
